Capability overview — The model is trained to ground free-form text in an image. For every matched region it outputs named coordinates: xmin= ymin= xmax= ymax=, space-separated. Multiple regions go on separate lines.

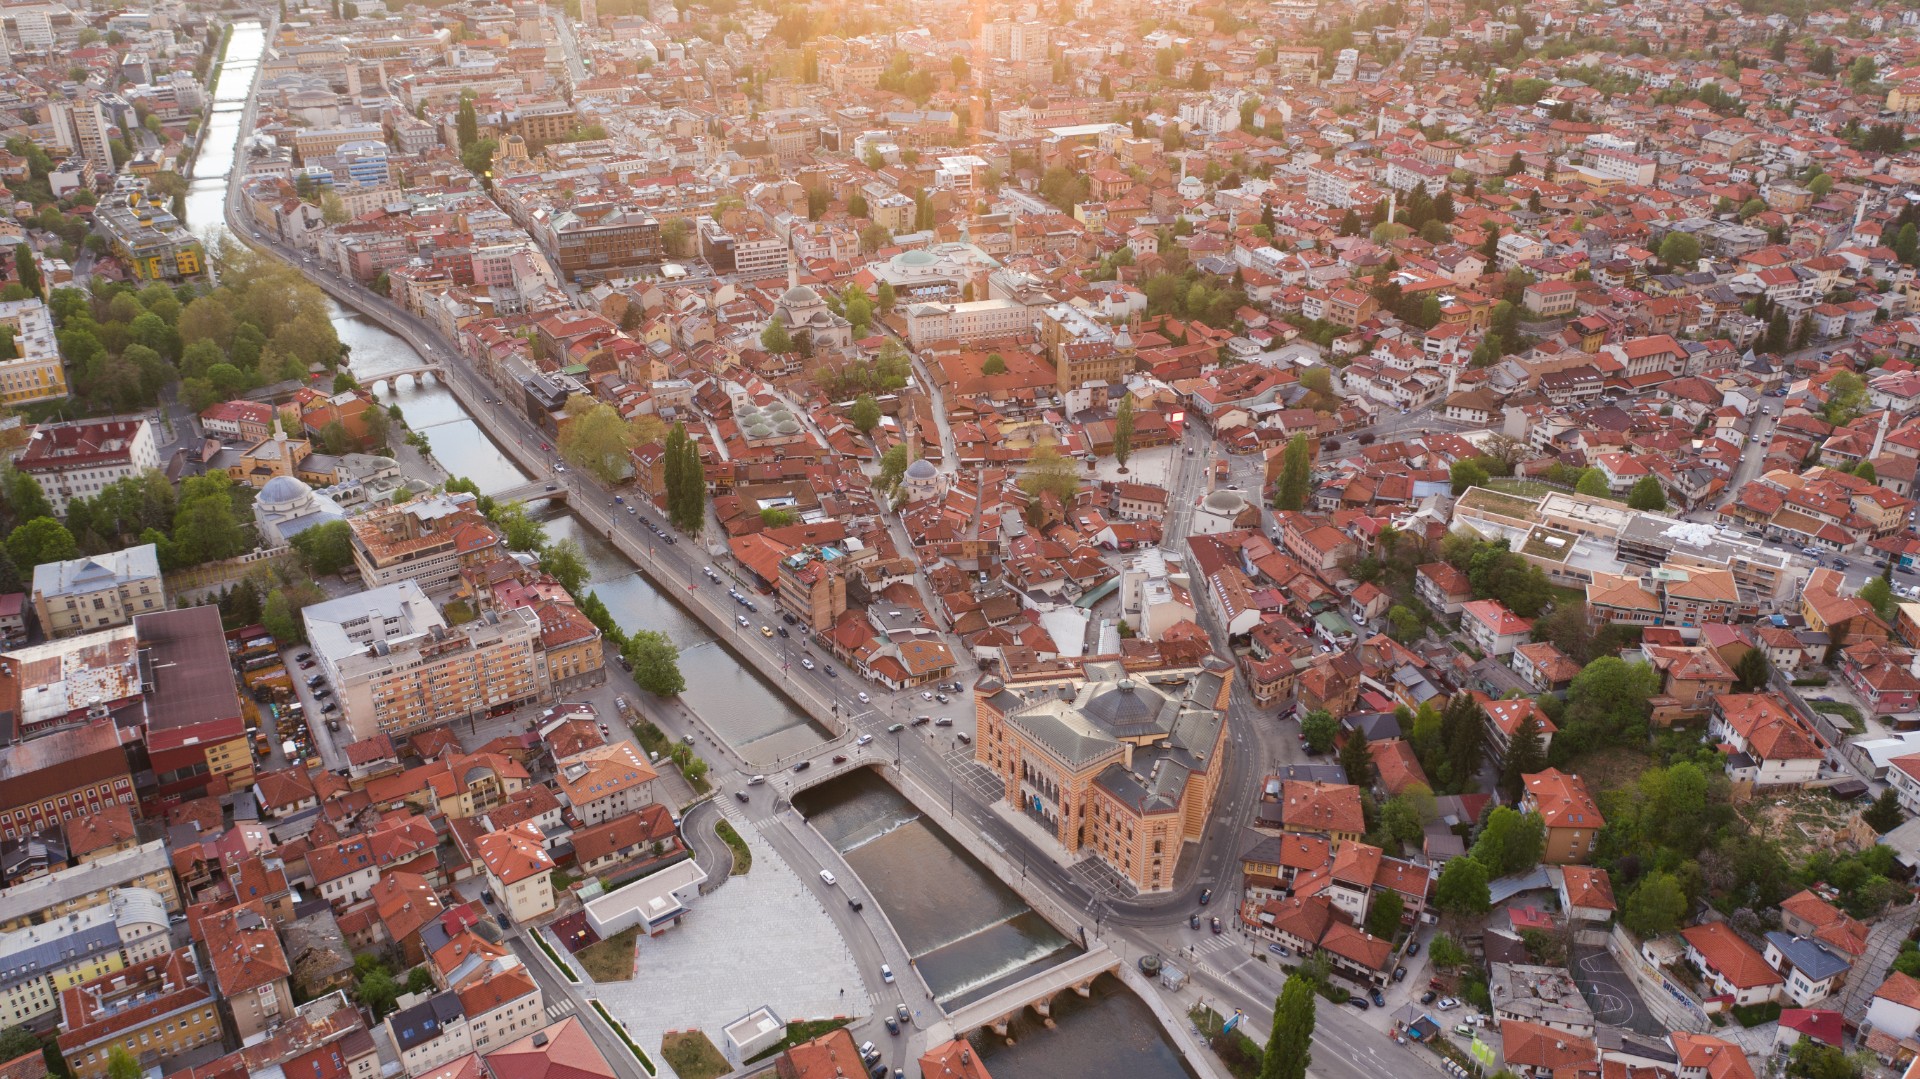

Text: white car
xmin=1437 ymin=997 xmax=1460 ymax=1010
xmin=819 ymin=870 xmax=837 ymax=886
xmin=858 ymin=692 xmax=871 ymax=704
xmin=736 ymin=615 xmax=750 ymax=627
xmin=880 ymin=964 xmax=895 ymax=984
xmin=856 ymin=734 xmax=874 ymax=746
xmin=922 ymin=691 xmax=934 ymax=701
xmin=801 ymin=656 xmax=816 ymax=670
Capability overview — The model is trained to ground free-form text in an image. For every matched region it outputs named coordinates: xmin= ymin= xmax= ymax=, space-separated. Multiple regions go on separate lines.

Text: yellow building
xmin=58 ymin=949 xmax=219 ymax=1079
xmin=0 ymin=887 xmax=170 ymax=1025
xmin=0 ymin=298 xmax=69 ymax=405
xmin=973 ymin=658 xmax=1234 ymax=893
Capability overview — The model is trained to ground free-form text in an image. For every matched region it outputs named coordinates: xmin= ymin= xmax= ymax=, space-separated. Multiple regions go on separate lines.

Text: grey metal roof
xmin=1765 ymin=931 xmax=1851 ymax=983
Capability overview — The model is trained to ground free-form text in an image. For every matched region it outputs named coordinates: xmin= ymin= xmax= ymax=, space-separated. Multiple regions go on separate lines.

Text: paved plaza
xmin=585 ymin=819 xmax=866 ymax=1065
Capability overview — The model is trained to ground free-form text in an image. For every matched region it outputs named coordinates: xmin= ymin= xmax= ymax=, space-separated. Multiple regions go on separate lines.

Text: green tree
xmin=262 ymin=588 xmax=302 ymax=643
xmin=1824 ymin=371 xmax=1867 ymax=425
xmin=663 ymin=422 xmax=706 ymax=534
xmin=876 ymin=444 xmax=910 ymax=497
xmin=1499 ymin=715 xmax=1549 ymax=802
xmin=1340 ymin=729 xmax=1375 ymax=790
xmin=1622 ymin=871 xmax=1688 ymax=938
xmin=356 ymin=967 xmax=399 ymax=1018
xmin=1559 ymin=656 xmax=1660 ymax=756
xmin=1855 ymin=460 xmax=1878 ymax=484
xmin=540 ymin=538 xmax=589 ymax=595
xmin=0 ymin=1026 xmax=41 ymax=1066
xmin=460 ymin=138 xmax=497 ymax=178
xmin=876 ymin=280 xmax=895 ymax=313
xmin=1017 ymin=444 xmax=1080 ymax=510
xmin=1734 ymin=647 xmax=1771 ymax=693
xmin=407 ymin=966 xmax=434 ymax=995
xmin=1450 ymin=459 xmax=1489 ymax=495
xmin=1260 ymin=973 xmax=1317 ymax=1079
xmin=1657 ymin=231 xmax=1700 ymax=269
xmin=290 ymin=519 xmax=355 ymax=575
xmin=490 ymin=501 xmax=548 ymax=552
xmin=1433 ymin=856 xmax=1491 ymax=917
xmin=12 ymin=245 xmax=39 ymax=297
xmin=1575 ymin=469 xmax=1612 ymax=498
xmin=456 ymin=92 xmax=479 ymax=150
xmin=982 ymin=353 xmax=1007 ymax=375
xmin=624 ymin=629 xmax=686 ymax=697
xmin=1300 ymin=709 xmax=1339 ymax=755
xmin=760 ymin=318 xmax=793 ymax=354
xmin=1113 ymin=395 xmax=1135 ymax=469
xmin=850 ymin=393 xmax=881 ymax=434
xmin=7 ymin=517 xmax=76 ymax=570
xmin=1470 ymin=807 xmax=1545 ymax=878
xmin=1865 ymin=786 xmax=1905 ymax=834
xmin=1861 ymin=576 xmax=1896 ymax=621
xmin=1627 ymin=476 xmax=1668 ymax=511
xmin=106 ymin=1046 xmax=142 ymax=1079
xmin=1387 ymin=604 xmax=1423 ymax=643
xmin=1365 ymin=889 xmax=1405 ymax=939
xmin=1274 ymin=434 xmax=1312 ymax=510
xmin=560 ymin=400 xmax=636 ymax=483
xmin=2 ymin=469 xmax=52 ymax=526
xmin=1849 ymin=55 xmax=1878 ymax=89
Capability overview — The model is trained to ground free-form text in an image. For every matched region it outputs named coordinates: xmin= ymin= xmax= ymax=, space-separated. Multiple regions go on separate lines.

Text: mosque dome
xmin=258 ymin=475 xmax=314 ymax=508
xmin=905 ymin=458 xmax=938 ymax=480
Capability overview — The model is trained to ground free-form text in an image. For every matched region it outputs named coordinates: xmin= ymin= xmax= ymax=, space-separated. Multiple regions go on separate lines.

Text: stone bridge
xmin=362 ymin=365 xmax=441 ymax=392
xmin=927 ymin=946 xmax=1121 ymax=1042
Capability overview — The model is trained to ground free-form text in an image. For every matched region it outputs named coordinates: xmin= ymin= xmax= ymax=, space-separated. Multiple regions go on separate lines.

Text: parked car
xmin=935 ymin=717 xmax=954 ymax=727
xmin=1370 ymin=990 xmax=1386 ymax=1007
xmin=1420 ymin=991 xmax=1437 ymax=1005
xmin=1346 ymin=998 xmax=1369 ymax=1011
xmin=1268 ymin=944 xmax=1290 ymax=957
xmin=1406 ymin=941 xmax=1420 ymax=957
xmin=1437 ymin=997 xmax=1460 ymax=1010
xmin=1393 ymin=966 xmax=1407 ymax=982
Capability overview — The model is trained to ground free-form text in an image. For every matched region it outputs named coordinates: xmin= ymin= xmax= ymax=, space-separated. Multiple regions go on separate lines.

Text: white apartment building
xmin=903 ymin=298 xmax=1033 ymax=348
xmin=15 ymin=417 xmax=159 ymax=515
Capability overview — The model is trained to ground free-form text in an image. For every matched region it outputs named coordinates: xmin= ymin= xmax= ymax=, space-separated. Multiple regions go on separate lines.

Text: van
xmin=819 ymin=869 xmax=837 ymax=886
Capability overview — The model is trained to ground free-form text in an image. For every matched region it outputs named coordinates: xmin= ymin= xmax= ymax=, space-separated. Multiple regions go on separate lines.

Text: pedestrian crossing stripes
xmin=546 ymin=998 xmax=576 ymax=1019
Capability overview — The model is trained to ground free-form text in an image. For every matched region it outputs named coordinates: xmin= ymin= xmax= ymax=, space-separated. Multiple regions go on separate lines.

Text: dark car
xmin=848 ymin=898 xmax=864 ymax=911
xmin=956 ymin=733 xmax=971 ymax=744
xmin=1347 ymin=997 xmax=1369 ymax=1011
xmin=832 ymin=754 xmax=849 ymax=764
xmin=1406 ymin=941 xmax=1421 ymax=957
xmin=896 ymin=1004 xmax=910 ymax=1025
xmin=1393 ymin=966 xmax=1407 ymax=982
xmin=1210 ymin=916 xmax=1222 ymax=935
xmin=792 ymin=761 xmax=811 ymax=772
xmin=1420 ymin=991 xmax=1437 ymax=1005
xmin=777 ymin=627 xmax=790 ymax=638
xmin=782 ymin=612 xmax=798 ymax=624
xmin=1370 ymin=990 xmax=1386 ymax=1008
xmin=1189 ymin=914 xmax=1201 ymax=929
xmin=734 ymin=791 xmax=750 ymax=803
xmin=1199 ymin=888 xmax=1212 ymax=906
xmin=884 ymin=1017 xmax=899 ymax=1035
xmin=294 ymin=651 xmax=311 ymax=662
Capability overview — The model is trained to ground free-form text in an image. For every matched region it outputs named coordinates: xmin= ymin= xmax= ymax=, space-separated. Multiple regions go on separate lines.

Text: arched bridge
xmin=362 ymin=365 xmax=441 ymax=393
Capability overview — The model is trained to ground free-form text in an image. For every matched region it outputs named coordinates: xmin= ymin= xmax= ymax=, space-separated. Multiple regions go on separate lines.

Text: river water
xmin=182 ymin=21 xmax=824 ymax=761
xmin=973 ymin=973 xmax=1197 ymax=1079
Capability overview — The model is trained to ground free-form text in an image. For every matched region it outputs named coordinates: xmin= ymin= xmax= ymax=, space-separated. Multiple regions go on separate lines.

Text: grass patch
xmin=1792 ymin=675 xmax=1831 ymax=686
xmin=1190 ymin=1005 xmax=1262 ymax=1079
xmin=1810 ymin=700 xmax=1866 ymax=734
xmin=744 ymin=1019 xmax=853 ymax=1064
xmin=660 ymin=1031 xmax=729 ymax=1079
xmin=589 ymin=999 xmax=656 ymax=1075
xmin=1563 ymin=745 xmax=1655 ymax=796
xmin=715 ymin=820 xmax=752 ymax=875
xmin=1489 ymin=478 xmax=1557 ymax=499
xmin=532 ymin=931 xmax=577 ymax=982
xmin=1731 ymin=1001 xmax=1781 ymax=1027
xmin=631 ymin=720 xmax=671 ymax=758
xmin=578 ymin=926 xmax=641 ymax=982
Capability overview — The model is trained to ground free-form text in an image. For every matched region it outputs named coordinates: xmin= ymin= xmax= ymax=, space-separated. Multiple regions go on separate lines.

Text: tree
xmin=7 ymin=517 xmax=76 ymax=570
xmin=262 ymin=588 xmax=303 ymax=643
xmin=1365 ymin=889 xmax=1405 ymax=939
xmin=624 ymin=629 xmax=686 ymax=697
xmin=1450 ymin=459 xmax=1489 ymax=496
xmin=849 ymin=393 xmax=881 ymax=434
xmin=1734 ymin=647 xmax=1771 ymax=693
xmin=490 ymin=501 xmax=548 ymax=552
xmin=1261 ymin=973 xmax=1316 ymax=1079
xmin=1575 ymin=469 xmax=1612 ymax=498
xmin=540 ymin=538 xmax=589 ymax=595
xmin=12 ymin=245 xmax=39 ymax=297
xmin=760 ymin=318 xmax=793 ymax=354
xmin=1471 ymin=807 xmax=1545 ymax=878
xmin=1861 ymin=576 xmax=1896 ymax=621
xmin=859 ymin=223 xmax=893 ymax=254
xmin=1113 ymin=395 xmax=1135 ymax=469
xmin=356 ymin=967 xmax=399 ymax=1018
xmin=1865 ymin=787 xmax=1906 ymax=834
xmin=1274 ymin=434 xmax=1312 ymax=510
xmin=1 ymin=469 xmax=52 ymax=526
xmin=106 ymin=1046 xmax=142 ymax=1079
xmin=663 ymin=422 xmax=706 ymax=535
xmin=460 ymin=138 xmax=497 ymax=178
xmin=559 ymin=400 xmax=636 ymax=483
xmin=1622 ymin=870 xmax=1688 ymax=938
xmin=1560 ymin=656 xmax=1661 ymax=753
xmin=1855 ymin=460 xmax=1878 ymax=484
xmin=1657 ymin=231 xmax=1699 ymax=270
xmin=1824 ymin=371 xmax=1867 ymax=425
xmin=290 ymin=519 xmax=354 ymax=576
xmin=1387 ymin=604 xmax=1423 ymax=643
xmin=982 ymin=353 xmax=1007 ymax=375
xmin=1300 ymin=709 xmax=1339 ymax=755
xmin=1433 ymin=856 xmax=1491 ymax=917
xmin=1626 ymin=476 xmax=1668 ymax=511
xmin=876 ymin=280 xmax=895 ymax=314
xmin=1018 ymin=445 xmax=1080 ymax=509
xmin=0 ymin=1028 xmax=40 ymax=1067
xmin=1499 ymin=715 xmax=1549 ymax=802
xmin=1849 ymin=55 xmax=1878 ymax=89
xmin=406 ymin=966 xmax=434 ymax=995
xmin=456 ymin=92 xmax=478 ymax=150
xmin=1787 ymin=1039 xmax=1865 ymax=1079
xmin=1340 ymin=729 xmax=1375 ymax=790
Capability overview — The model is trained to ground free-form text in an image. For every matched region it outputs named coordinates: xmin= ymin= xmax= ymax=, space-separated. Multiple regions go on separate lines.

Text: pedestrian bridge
xmin=931 ymin=945 xmax=1120 ymax=1040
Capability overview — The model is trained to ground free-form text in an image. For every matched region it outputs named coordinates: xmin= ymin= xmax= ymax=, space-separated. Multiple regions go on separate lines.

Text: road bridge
xmin=489 ymin=480 xmax=570 ymax=507
xmin=361 ymin=365 xmax=441 ymax=392
xmin=926 ymin=946 xmax=1120 ymax=1042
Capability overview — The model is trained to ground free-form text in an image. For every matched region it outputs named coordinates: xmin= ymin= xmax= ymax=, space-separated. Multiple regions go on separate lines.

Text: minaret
xmin=1872 ymin=408 xmax=1890 ymax=461
xmin=787 ymin=240 xmax=798 ymax=292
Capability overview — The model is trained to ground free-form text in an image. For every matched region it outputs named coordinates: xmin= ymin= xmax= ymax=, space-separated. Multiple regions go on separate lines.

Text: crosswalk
xmin=546 ymin=998 xmax=576 ymax=1020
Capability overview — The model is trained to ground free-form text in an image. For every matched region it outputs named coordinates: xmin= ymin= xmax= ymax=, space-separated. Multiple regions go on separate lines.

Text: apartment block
xmin=30 ymin=544 xmax=165 ymax=639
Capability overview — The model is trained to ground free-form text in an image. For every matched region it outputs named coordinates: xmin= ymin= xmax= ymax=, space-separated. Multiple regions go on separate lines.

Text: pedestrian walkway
xmin=1842 ymin=901 xmax=1920 ymax=1021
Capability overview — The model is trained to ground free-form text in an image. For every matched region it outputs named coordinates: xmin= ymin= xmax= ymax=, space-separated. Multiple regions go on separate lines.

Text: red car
xmin=831 ymin=754 xmax=848 ymax=764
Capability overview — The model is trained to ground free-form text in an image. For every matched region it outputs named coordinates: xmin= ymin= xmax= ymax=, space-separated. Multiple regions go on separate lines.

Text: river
xmin=182 ymin=20 xmax=826 ymax=761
